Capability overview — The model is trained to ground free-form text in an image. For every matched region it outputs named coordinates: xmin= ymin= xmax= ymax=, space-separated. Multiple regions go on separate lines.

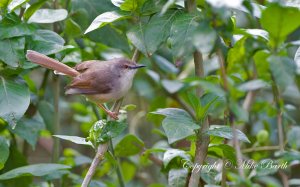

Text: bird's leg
xmin=96 ymin=103 xmax=119 ymax=120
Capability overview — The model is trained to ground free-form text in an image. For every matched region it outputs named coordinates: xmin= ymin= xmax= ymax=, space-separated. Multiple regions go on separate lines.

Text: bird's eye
xmin=124 ymin=65 xmax=129 ymax=69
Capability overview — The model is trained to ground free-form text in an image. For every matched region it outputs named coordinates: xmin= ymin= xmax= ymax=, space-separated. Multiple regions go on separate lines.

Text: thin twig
xmin=217 ymin=49 xmax=245 ymax=178
xmin=278 ymin=170 xmax=289 ymax=187
xmin=52 ymin=75 xmax=60 ymax=163
xmin=171 ymin=94 xmax=196 ymax=119
xmin=81 ymin=49 xmax=140 ymax=187
xmin=242 ymin=145 xmax=280 ymax=153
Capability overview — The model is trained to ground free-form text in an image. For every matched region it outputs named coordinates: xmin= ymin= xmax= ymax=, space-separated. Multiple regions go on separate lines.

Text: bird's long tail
xmin=26 ymin=50 xmax=80 ymax=77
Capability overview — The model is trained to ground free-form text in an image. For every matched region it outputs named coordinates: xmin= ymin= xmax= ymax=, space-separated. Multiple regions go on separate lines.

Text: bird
xmin=26 ymin=50 xmax=145 ymax=120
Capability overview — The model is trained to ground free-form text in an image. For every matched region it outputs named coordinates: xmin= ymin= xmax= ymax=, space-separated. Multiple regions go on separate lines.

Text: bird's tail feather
xmin=26 ymin=50 xmax=80 ymax=77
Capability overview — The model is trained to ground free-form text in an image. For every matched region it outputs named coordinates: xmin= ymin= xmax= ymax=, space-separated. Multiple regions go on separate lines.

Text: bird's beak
xmin=129 ymin=64 xmax=146 ymax=69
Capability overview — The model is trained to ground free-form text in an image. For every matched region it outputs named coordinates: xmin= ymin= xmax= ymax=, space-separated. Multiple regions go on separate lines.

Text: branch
xmin=81 ymin=49 xmax=140 ymax=187
xmin=242 ymin=145 xmax=280 ymax=153
xmin=81 ymin=143 xmax=109 ymax=187
xmin=217 ymin=49 xmax=245 ymax=178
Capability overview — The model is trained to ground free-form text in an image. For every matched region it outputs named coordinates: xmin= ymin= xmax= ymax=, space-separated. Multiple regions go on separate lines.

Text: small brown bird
xmin=26 ymin=50 xmax=145 ymax=119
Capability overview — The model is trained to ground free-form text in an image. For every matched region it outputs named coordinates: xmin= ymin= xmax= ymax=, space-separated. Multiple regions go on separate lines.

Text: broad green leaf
xmin=206 ymin=0 xmax=243 ymax=8
xmin=127 ymin=10 xmax=181 ymax=56
xmin=7 ymin=0 xmax=28 ymax=12
xmin=0 ymin=0 xmax=9 ymax=8
xmin=28 ymin=9 xmax=68 ymax=23
xmin=38 ymin=101 xmax=54 ymax=133
xmin=238 ymin=29 xmax=269 ymax=40
xmin=255 ymin=159 xmax=278 ymax=176
xmin=287 ymin=126 xmax=300 ymax=149
xmin=268 ymin=55 xmax=295 ymax=90
xmin=141 ymin=0 xmax=167 ymax=15
xmin=23 ymin=0 xmax=48 ymax=21
xmin=151 ymin=108 xmax=199 ymax=144
xmin=294 ymin=46 xmax=300 ymax=73
xmin=0 ymin=77 xmax=30 ymax=128
xmin=64 ymin=19 xmax=82 ymax=38
xmin=0 ymin=22 xmax=35 ymax=40
xmin=9 ymin=116 xmax=45 ymax=149
xmin=161 ymin=79 xmax=184 ymax=94
xmin=229 ymin=101 xmax=249 ymax=122
xmin=85 ymin=11 xmax=129 ymax=34
xmin=97 ymin=120 xmax=127 ymax=142
xmin=261 ymin=3 xmax=300 ymax=47
xmin=205 ymin=125 xmax=250 ymax=143
xmin=0 ymin=145 xmax=31 ymax=186
xmin=168 ymin=168 xmax=188 ymax=187
xmin=121 ymin=161 xmax=136 ymax=182
xmin=87 ymin=26 xmax=130 ymax=52
xmin=0 ymin=37 xmax=25 ymax=67
xmin=53 ymin=135 xmax=93 ymax=147
xmin=152 ymin=55 xmax=179 ymax=74
xmin=115 ymin=134 xmax=144 ymax=157
xmin=208 ymin=144 xmax=236 ymax=164
xmin=238 ymin=79 xmax=270 ymax=91
xmin=0 ymin=164 xmax=71 ymax=180
xmin=72 ymin=0 xmax=117 ymax=25
xmin=170 ymin=13 xmax=216 ymax=58
xmin=0 ymin=137 xmax=9 ymax=170
xmin=112 ymin=0 xmax=145 ymax=12
xmin=163 ymin=149 xmax=191 ymax=168
xmin=27 ymin=29 xmax=65 ymax=55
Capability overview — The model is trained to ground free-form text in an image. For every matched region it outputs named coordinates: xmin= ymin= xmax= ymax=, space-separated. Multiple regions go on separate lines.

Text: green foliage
xmin=0 ymin=77 xmax=30 ymax=128
xmin=114 ymin=134 xmax=144 ymax=157
xmin=151 ymin=108 xmax=199 ymax=144
xmin=1 ymin=0 xmax=300 ymax=186
xmin=0 ymin=164 xmax=70 ymax=180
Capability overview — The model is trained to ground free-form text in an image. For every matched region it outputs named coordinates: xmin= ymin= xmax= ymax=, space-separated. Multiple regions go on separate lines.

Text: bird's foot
xmin=107 ymin=111 xmax=119 ymax=120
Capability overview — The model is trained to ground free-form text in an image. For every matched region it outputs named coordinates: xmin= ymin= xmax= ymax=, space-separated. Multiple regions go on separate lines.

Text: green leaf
xmin=9 ymin=116 xmax=45 ymax=149
xmin=163 ymin=149 xmax=191 ymax=168
xmin=98 ymin=120 xmax=127 ymax=142
xmin=208 ymin=144 xmax=236 ymax=164
xmin=170 ymin=13 xmax=216 ymax=58
xmin=261 ymin=3 xmax=300 ymax=47
xmin=115 ymin=134 xmax=144 ymax=157
xmin=0 ymin=77 xmax=30 ymax=128
xmin=53 ymin=135 xmax=93 ymax=147
xmin=238 ymin=79 xmax=270 ymax=91
xmin=294 ymin=46 xmax=300 ymax=73
xmin=0 ymin=0 xmax=9 ymax=8
xmin=28 ymin=9 xmax=68 ymax=23
xmin=229 ymin=101 xmax=249 ymax=122
xmin=85 ymin=11 xmax=129 ymax=34
xmin=0 ymin=137 xmax=9 ymax=170
xmin=152 ymin=55 xmax=179 ymax=74
xmin=287 ymin=126 xmax=300 ymax=149
xmin=38 ymin=101 xmax=54 ymax=133
xmin=127 ymin=10 xmax=181 ymax=56
xmin=7 ymin=0 xmax=28 ymax=12
xmin=268 ymin=55 xmax=295 ymax=90
xmin=0 ymin=22 xmax=35 ymax=40
xmin=64 ymin=18 xmax=82 ymax=38
xmin=112 ymin=0 xmax=145 ymax=12
xmin=161 ymin=79 xmax=184 ymax=94
xmin=121 ymin=161 xmax=136 ymax=182
xmin=205 ymin=125 xmax=250 ymax=143
xmin=168 ymin=168 xmax=188 ymax=187
xmin=151 ymin=108 xmax=199 ymax=144
xmin=0 ymin=164 xmax=71 ymax=180
xmin=23 ymin=0 xmax=48 ymax=21
xmin=27 ymin=29 xmax=65 ymax=55
xmin=0 ymin=37 xmax=25 ymax=67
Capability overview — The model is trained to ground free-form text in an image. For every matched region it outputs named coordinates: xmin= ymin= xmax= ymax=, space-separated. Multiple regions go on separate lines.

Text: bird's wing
xmin=65 ymin=61 xmax=116 ymax=95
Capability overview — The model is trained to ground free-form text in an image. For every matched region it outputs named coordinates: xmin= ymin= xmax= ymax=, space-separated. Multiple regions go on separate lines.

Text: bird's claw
xmin=107 ymin=111 xmax=119 ymax=120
